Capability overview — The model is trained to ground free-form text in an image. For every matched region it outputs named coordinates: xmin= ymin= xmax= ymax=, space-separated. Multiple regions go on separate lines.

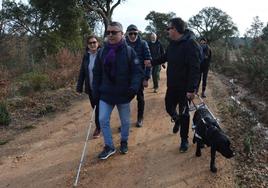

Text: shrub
xmin=42 ymin=48 xmax=82 ymax=89
xmin=17 ymin=72 xmax=50 ymax=96
xmin=0 ymin=102 xmax=11 ymax=126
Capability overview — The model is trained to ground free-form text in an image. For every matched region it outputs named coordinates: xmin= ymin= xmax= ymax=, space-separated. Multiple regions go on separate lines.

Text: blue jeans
xmin=99 ymin=100 xmax=131 ymax=149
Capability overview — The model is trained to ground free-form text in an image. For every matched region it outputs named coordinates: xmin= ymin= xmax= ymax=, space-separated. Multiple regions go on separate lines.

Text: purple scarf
xmin=103 ymin=40 xmax=124 ymax=83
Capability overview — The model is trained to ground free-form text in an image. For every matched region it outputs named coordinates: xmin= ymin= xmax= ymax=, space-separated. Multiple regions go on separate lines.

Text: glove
xmin=127 ymin=88 xmax=136 ymax=100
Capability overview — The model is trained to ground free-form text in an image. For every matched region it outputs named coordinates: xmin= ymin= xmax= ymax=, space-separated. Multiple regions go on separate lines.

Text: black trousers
xmin=88 ymin=94 xmax=100 ymax=130
xmin=165 ymin=88 xmax=190 ymax=139
xmin=136 ymin=85 xmax=144 ymax=120
xmin=197 ymin=63 xmax=210 ymax=92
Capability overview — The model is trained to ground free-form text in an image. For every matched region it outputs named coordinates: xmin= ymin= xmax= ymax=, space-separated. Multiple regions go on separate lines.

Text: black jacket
xmin=148 ymin=40 xmax=165 ymax=60
xmin=76 ymin=51 xmax=96 ymax=95
xmin=153 ymin=31 xmax=200 ymax=92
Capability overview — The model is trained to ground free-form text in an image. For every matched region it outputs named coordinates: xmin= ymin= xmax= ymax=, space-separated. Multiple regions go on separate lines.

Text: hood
xmin=173 ymin=29 xmax=196 ymax=44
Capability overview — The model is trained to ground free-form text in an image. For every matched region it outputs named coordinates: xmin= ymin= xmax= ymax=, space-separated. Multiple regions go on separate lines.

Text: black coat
xmin=76 ymin=52 xmax=95 ymax=95
xmin=148 ymin=40 xmax=164 ymax=60
xmin=153 ymin=31 xmax=200 ymax=92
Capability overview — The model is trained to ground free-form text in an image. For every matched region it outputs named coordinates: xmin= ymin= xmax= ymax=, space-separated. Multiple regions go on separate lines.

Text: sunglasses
xmin=166 ymin=26 xmax=175 ymax=31
xmin=106 ymin=30 xmax=121 ymax=35
xmin=88 ymin=41 xmax=97 ymax=45
xmin=129 ymin=32 xmax=138 ymax=36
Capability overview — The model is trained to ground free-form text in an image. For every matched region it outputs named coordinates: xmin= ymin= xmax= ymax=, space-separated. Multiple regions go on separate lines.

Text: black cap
xmin=127 ymin=24 xmax=138 ymax=31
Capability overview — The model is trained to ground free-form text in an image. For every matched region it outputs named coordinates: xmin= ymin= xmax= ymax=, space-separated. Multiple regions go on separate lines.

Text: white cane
xmin=73 ymin=106 xmax=96 ymax=187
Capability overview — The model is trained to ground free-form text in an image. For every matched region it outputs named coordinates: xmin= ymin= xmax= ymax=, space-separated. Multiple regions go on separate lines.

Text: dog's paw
xmin=210 ymin=166 xmax=217 ymax=173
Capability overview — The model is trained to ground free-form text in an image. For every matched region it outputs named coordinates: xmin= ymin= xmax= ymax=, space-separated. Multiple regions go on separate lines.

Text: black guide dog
xmin=192 ymin=106 xmax=234 ymax=173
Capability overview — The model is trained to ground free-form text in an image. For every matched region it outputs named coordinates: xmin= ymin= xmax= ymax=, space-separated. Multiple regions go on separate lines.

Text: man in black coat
xmin=197 ymin=37 xmax=212 ymax=98
xmin=148 ymin=32 xmax=165 ymax=93
xmin=147 ymin=17 xmax=200 ymax=152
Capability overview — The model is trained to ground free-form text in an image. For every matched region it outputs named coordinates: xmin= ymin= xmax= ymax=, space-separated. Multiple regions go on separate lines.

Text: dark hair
xmin=169 ymin=17 xmax=186 ymax=34
xmin=109 ymin=21 xmax=123 ymax=31
xmin=85 ymin=35 xmax=100 ymax=51
xmin=87 ymin=35 xmax=99 ymax=44
xmin=200 ymin=37 xmax=207 ymax=42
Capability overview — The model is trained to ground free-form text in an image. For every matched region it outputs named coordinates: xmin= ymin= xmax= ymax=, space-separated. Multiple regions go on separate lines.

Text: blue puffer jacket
xmin=126 ymin=36 xmax=152 ymax=80
xmin=93 ymin=40 xmax=142 ymax=105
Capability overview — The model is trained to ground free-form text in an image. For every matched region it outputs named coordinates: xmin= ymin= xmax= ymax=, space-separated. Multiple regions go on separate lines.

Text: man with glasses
xmin=93 ymin=21 xmax=142 ymax=160
xmin=146 ymin=18 xmax=200 ymax=153
xmin=126 ymin=24 xmax=152 ymax=128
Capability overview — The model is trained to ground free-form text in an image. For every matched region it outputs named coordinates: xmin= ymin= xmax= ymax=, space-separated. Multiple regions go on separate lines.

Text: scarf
xmin=104 ymin=40 xmax=124 ymax=83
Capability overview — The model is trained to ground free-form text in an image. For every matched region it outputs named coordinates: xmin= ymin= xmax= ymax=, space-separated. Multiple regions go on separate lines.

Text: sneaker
xmin=179 ymin=139 xmax=189 ymax=153
xmin=173 ymin=120 xmax=180 ymax=134
xmin=201 ymin=92 xmax=206 ymax=98
xmin=119 ymin=141 xmax=128 ymax=154
xmin=136 ymin=119 xmax=143 ymax=127
xmin=93 ymin=128 xmax=101 ymax=139
xmin=98 ymin=145 xmax=116 ymax=160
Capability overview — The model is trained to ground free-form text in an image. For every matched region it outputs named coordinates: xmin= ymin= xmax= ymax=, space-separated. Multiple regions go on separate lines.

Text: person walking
xmin=147 ymin=17 xmax=200 ymax=152
xmin=126 ymin=24 xmax=152 ymax=127
xmin=76 ymin=35 xmax=101 ymax=138
xmin=148 ymin=33 xmax=165 ymax=93
xmin=196 ymin=37 xmax=212 ymax=98
xmin=93 ymin=21 xmax=142 ymax=160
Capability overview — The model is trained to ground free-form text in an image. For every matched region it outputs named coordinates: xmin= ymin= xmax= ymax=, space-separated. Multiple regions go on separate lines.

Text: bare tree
xmin=81 ymin=0 xmax=125 ymax=34
xmin=245 ymin=16 xmax=264 ymax=39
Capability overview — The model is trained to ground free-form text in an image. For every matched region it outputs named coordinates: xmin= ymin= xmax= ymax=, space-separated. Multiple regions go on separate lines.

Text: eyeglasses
xmin=106 ymin=30 xmax=121 ymax=35
xmin=129 ymin=32 xmax=138 ymax=36
xmin=166 ymin=26 xmax=175 ymax=31
xmin=88 ymin=41 xmax=97 ymax=45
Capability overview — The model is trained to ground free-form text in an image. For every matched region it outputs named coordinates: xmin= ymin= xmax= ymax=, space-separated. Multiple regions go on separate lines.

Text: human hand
xmin=143 ymin=80 xmax=149 ymax=88
xmin=144 ymin=60 xmax=151 ymax=67
xmin=186 ymin=92 xmax=195 ymax=100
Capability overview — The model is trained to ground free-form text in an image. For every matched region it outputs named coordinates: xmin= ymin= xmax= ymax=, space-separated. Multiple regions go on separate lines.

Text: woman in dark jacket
xmin=76 ymin=35 xmax=101 ymax=138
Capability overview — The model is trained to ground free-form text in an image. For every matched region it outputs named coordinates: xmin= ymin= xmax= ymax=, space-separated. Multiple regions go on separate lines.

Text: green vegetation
xmin=0 ymin=102 xmax=11 ymax=126
xmin=17 ymin=72 xmax=50 ymax=95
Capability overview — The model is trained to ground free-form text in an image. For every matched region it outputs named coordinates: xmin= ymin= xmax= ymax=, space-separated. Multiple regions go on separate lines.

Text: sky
xmin=112 ymin=0 xmax=268 ymax=36
xmin=1 ymin=0 xmax=267 ymax=36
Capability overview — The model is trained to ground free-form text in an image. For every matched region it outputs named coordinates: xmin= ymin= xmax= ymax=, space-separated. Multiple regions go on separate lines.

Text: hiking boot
xmin=93 ymin=128 xmax=101 ymax=139
xmin=179 ymin=139 xmax=189 ymax=153
xmin=136 ymin=118 xmax=143 ymax=128
xmin=98 ymin=145 xmax=116 ymax=160
xmin=173 ymin=120 xmax=180 ymax=134
xmin=120 ymin=141 xmax=128 ymax=154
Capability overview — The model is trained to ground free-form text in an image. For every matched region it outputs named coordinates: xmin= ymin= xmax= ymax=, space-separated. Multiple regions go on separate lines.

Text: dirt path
xmin=0 ymin=71 xmax=235 ymax=188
